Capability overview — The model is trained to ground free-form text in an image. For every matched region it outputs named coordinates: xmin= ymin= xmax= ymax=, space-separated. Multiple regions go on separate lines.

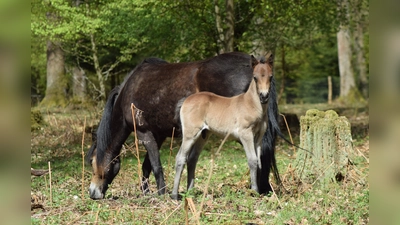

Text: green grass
xmin=31 ymin=108 xmax=369 ymax=224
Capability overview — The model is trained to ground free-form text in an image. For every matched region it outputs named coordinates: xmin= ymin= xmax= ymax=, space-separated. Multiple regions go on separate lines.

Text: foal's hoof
xmin=245 ymin=189 xmax=260 ymax=197
xmin=170 ymin=193 xmax=182 ymax=201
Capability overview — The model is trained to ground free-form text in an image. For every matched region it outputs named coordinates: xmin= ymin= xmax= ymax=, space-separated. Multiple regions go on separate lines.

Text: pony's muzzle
xmin=260 ymin=92 xmax=269 ymax=104
xmin=89 ymin=182 xmax=106 ymax=199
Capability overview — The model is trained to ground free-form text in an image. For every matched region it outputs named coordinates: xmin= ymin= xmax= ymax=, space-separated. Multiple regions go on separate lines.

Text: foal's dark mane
xmin=259 ymin=56 xmax=266 ymax=64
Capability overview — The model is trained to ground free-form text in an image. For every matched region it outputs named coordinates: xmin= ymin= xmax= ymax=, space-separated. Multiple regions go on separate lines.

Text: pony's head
xmin=86 ymin=138 xmax=121 ymax=199
xmin=86 ymin=86 xmax=121 ymax=200
xmin=253 ymin=54 xmax=274 ymax=104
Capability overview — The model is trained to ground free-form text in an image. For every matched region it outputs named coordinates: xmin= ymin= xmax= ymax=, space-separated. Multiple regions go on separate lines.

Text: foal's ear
xmin=267 ymin=53 xmax=274 ymax=66
xmin=250 ymin=55 xmax=258 ymax=69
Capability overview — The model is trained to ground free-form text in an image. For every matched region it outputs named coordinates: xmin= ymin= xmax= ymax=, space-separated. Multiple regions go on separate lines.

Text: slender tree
xmin=224 ymin=0 xmax=235 ymax=52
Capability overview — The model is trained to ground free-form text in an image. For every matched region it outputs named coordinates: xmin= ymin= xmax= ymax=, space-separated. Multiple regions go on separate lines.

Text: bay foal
xmin=172 ymin=59 xmax=273 ymax=200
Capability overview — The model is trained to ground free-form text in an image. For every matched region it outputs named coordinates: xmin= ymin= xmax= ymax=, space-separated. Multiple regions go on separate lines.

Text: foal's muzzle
xmin=260 ymin=92 xmax=269 ymax=104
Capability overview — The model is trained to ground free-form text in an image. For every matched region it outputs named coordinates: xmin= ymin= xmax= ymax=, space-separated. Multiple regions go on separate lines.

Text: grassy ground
xmin=31 ymin=108 xmax=369 ymax=224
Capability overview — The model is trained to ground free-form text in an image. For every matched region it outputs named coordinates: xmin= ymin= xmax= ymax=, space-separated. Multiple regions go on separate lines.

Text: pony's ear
xmin=266 ymin=53 xmax=274 ymax=66
xmin=250 ymin=55 xmax=258 ymax=69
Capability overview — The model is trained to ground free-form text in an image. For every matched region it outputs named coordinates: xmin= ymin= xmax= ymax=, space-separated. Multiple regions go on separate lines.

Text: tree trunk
xmin=337 ymin=27 xmax=355 ymax=97
xmin=351 ymin=0 xmax=368 ymax=99
xmin=251 ymin=18 xmax=268 ymax=57
xmin=40 ymin=40 xmax=68 ymax=107
xmin=224 ymin=0 xmax=234 ymax=52
xmin=214 ymin=0 xmax=224 ymax=54
xmin=336 ymin=0 xmax=366 ymax=104
xmin=328 ymin=76 xmax=332 ymax=104
xmin=354 ymin=19 xmax=368 ymax=98
xmin=214 ymin=0 xmax=234 ymax=54
xmin=72 ymin=63 xmax=86 ymax=102
xmin=90 ymin=33 xmax=106 ymax=101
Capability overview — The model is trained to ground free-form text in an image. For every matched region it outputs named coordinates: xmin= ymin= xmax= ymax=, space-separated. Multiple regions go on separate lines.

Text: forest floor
xmin=31 ymin=106 xmax=369 ymax=224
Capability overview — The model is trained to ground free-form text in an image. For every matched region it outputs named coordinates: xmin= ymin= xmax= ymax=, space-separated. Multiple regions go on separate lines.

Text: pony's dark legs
xmin=141 ymin=153 xmax=151 ymax=193
xmin=139 ymin=131 xmax=166 ymax=195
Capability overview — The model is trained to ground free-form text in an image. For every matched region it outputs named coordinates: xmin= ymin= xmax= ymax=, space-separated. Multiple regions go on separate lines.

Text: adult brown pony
xmin=86 ymin=52 xmax=281 ymax=199
xmin=172 ymin=61 xmax=273 ymax=200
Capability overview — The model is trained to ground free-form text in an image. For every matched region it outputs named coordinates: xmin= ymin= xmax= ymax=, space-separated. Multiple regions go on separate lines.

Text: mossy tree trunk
xmin=40 ymin=40 xmax=68 ymax=107
xmin=336 ymin=0 xmax=367 ymax=105
xmin=214 ymin=0 xmax=235 ymax=54
xmin=295 ymin=109 xmax=354 ymax=187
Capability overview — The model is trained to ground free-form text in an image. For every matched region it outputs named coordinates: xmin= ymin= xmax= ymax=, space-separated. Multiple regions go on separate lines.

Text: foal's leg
xmin=240 ymin=132 xmax=259 ymax=193
xmin=171 ymin=137 xmax=196 ymax=200
xmin=186 ymin=131 xmax=209 ymax=191
xmin=254 ymin=131 xmax=264 ymax=169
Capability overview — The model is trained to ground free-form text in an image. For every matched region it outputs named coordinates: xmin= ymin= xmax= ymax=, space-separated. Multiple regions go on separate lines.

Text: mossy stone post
xmin=295 ymin=109 xmax=353 ymax=187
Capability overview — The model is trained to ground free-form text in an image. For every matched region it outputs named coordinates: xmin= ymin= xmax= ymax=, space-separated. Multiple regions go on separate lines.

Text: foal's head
xmin=253 ymin=54 xmax=274 ymax=104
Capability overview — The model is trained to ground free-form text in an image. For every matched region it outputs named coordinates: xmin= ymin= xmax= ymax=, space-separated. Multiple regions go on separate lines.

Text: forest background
xmin=31 ymin=0 xmax=369 ymax=107
xmin=29 ymin=0 xmax=374 ymax=224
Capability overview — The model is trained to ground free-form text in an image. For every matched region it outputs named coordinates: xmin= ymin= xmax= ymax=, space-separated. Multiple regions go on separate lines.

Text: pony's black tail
xmin=86 ymin=86 xmax=120 ymax=165
xmin=257 ymin=77 xmax=282 ymax=194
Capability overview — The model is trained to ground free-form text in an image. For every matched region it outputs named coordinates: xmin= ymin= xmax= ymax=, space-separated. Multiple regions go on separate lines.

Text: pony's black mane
xmin=87 ymin=86 xmax=120 ymax=165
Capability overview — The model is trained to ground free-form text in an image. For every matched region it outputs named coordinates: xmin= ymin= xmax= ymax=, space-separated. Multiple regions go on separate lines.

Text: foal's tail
xmin=258 ymin=77 xmax=282 ymax=194
xmin=86 ymin=86 xmax=120 ymax=165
